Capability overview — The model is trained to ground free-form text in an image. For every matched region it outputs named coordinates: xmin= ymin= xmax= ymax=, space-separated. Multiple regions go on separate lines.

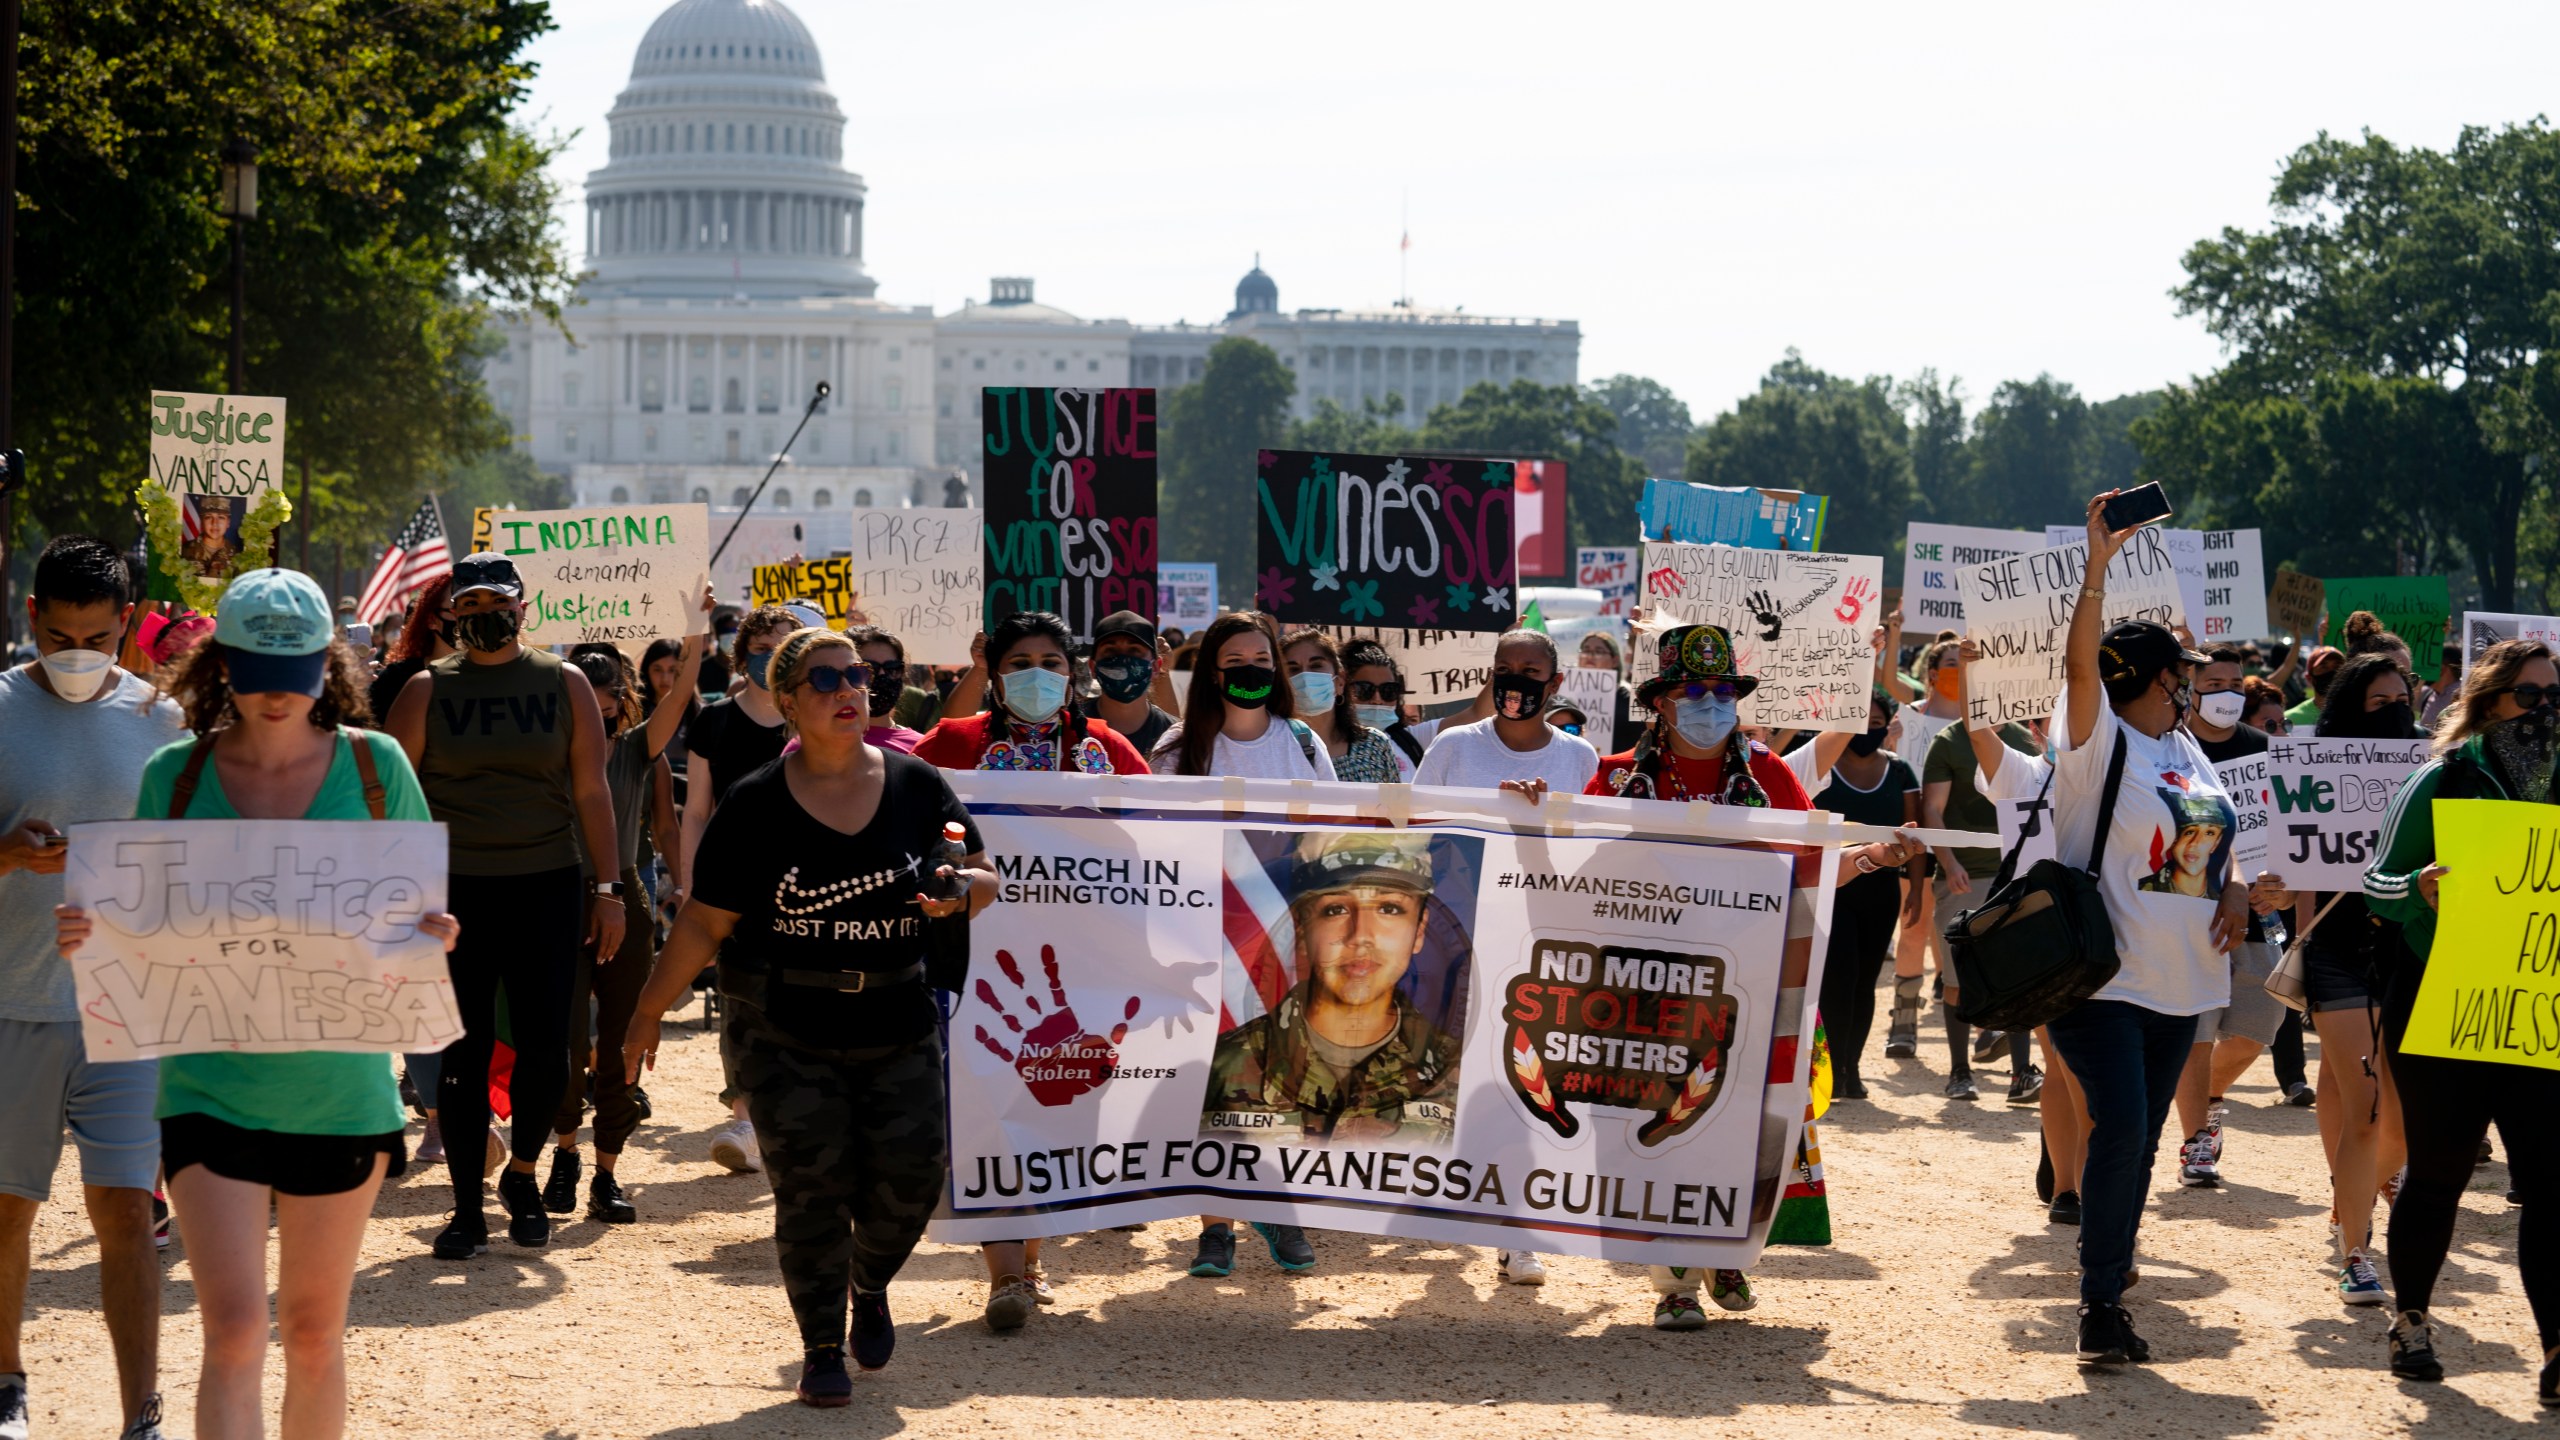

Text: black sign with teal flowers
xmin=1252 ymin=448 xmax=1518 ymax=632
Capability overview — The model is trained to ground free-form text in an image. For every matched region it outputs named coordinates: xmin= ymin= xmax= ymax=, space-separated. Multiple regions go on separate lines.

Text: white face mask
xmin=37 ymin=648 xmax=114 ymax=704
xmin=2196 ymin=690 xmax=2247 ymax=728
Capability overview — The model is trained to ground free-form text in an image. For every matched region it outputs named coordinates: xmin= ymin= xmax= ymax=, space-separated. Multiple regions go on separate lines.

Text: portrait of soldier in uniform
xmin=1203 ymin=832 xmax=1464 ymax=1144
xmin=179 ymin=495 xmax=242 ymax=579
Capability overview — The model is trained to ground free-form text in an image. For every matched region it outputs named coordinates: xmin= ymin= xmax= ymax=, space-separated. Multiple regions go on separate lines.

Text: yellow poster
xmin=471 ymin=505 xmax=496 ymax=554
xmin=751 ymin=557 xmax=859 ymax=630
xmin=2401 ymin=798 xmax=2560 ymax=1070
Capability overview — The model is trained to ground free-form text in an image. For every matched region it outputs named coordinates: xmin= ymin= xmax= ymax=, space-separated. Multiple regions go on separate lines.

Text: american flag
xmin=354 ymin=497 xmax=452 ymax=625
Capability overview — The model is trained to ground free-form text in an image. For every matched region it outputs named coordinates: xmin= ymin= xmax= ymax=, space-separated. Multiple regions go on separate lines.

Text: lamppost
xmin=218 ymin=137 xmax=256 ymax=391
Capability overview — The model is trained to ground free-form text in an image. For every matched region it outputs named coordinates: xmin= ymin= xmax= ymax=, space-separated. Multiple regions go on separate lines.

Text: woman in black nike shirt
xmin=624 ymin=627 xmax=994 ymax=1406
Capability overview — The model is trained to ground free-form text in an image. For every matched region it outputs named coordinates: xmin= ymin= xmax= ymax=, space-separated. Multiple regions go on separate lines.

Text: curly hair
xmin=2437 ymin=639 xmax=2554 ymax=756
xmin=571 ymin=649 xmax=640 ymax=737
xmin=2239 ymin=675 xmax=2288 ymax=731
xmin=766 ymin=627 xmax=858 ymax=738
xmin=160 ymin=639 xmax=374 ymax=735
xmin=385 ymin=574 xmax=454 ymax=666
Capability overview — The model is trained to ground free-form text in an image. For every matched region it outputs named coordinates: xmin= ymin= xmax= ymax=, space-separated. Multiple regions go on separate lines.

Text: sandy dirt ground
xmin=15 ymin=989 xmax=2551 ymax=1439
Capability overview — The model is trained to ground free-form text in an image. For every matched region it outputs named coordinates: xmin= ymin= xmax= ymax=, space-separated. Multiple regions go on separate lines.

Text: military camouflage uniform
xmin=1203 ymin=977 xmax=1459 ymax=1143
xmin=724 ymin=983 xmax=948 ymax=1349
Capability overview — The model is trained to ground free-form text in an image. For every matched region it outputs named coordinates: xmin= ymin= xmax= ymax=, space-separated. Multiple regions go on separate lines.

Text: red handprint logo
xmin=1646 ymin=565 xmax=1683 ymax=597
xmin=972 ymin=945 xmax=1139 ymax=1107
xmin=1833 ymin=575 xmax=1873 ymax=626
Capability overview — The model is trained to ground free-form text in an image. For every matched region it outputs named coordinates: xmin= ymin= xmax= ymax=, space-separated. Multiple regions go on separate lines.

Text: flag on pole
xmin=354 ymin=497 xmax=452 ymax=625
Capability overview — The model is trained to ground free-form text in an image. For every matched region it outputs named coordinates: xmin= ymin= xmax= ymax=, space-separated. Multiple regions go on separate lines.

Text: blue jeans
xmin=2045 ymin=998 xmax=2195 ymax=1305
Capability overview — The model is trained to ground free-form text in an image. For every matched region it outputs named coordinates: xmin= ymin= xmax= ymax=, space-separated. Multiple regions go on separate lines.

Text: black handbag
xmin=1941 ymin=732 xmax=2126 ymax=1032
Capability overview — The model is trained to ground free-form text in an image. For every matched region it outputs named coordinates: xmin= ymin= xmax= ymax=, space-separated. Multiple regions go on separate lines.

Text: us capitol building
xmin=489 ymin=0 xmax=1581 ymax=516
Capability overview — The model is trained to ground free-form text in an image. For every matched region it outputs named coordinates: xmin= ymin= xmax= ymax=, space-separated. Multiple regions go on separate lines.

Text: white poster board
xmin=846 ymin=508 xmax=981 ymax=665
xmin=2049 ymin=525 xmax=2266 ymax=643
xmin=1314 ymin=627 xmax=1501 ymax=719
xmin=2262 ymin=736 xmax=2428 ymax=890
xmin=1555 ymin=664 xmax=1620 ymax=721
xmin=490 ymin=504 xmax=714 ymax=647
xmin=1576 ymin=547 xmax=1639 ymax=616
xmin=2463 ymin=611 xmax=2560 ymax=660
xmin=1159 ymin=563 xmax=1219 ymax=630
xmin=2216 ymin=750 xmax=2273 ymax=872
xmin=65 ymin=820 xmax=459 ymax=1062
xmin=149 ymin=391 xmax=287 ymax=498
xmin=1905 ymin=523 xmax=2039 ymax=629
xmin=1639 ymin=543 xmax=1885 ymax=734
xmin=1959 ymin=528 xmax=2186 ymax=731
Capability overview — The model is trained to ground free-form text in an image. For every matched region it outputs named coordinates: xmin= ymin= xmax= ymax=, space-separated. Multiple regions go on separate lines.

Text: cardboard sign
xmin=1638 ymin=478 xmax=1824 ymax=552
xmin=1957 ymin=529 xmax=2185 ymax=731
xmin=2323 ymin=576 xmax=2451 ymax=674
xmin=1639 ymin=542 xmax=1885 ymax=733
xmin=486 ymin=504 xmax=713 ymax=646
xmin=1577 ymin=547 xmax=1640 ymax=616
xmin=982 ymin=387 xmax=1159 ymax=644
xmin=1255 ymin=449 xmax=1516 ymax=634
xmin=149 ymin=391 xmax=287 ymax=498
xmin=2402 ymin=799 xmax=2560 ymax=1072
xmin=1904 ymin=523 xmax=2041 ymax=630
xmin=2463 ymin=611 xmax=2560 ymax=661
xmin=64 ymin=819 xmax=459 ymax=1062
xmin=1159 ymin=563 xmax=1219 ymax=630
xmin=2262 ymin=735 xmax=2428 ymax=890
xmin=2267 ymin=570 xmax=2326 ymax=639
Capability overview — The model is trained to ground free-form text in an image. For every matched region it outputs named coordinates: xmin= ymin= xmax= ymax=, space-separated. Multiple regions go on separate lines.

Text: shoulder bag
xmin=2263 ymin=894 xmax=2342 ymax=1013
xmin=1941 ymin=732 xmax=2126 ymax=1032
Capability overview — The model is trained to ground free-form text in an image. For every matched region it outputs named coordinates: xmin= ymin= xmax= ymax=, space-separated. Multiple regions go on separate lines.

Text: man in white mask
xmin=0 ymin=535 xmax=188 ymax=1439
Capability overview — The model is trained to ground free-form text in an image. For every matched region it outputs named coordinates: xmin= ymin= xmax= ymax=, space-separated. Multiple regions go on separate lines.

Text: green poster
xmin=2322 ymin=575 xmax=2451 ymax=674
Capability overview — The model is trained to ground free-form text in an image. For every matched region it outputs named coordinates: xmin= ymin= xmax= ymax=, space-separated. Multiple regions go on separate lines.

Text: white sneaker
xmin=1498 ymin=1250 xmax=1548 ymax=1286
xmin=710 ymin=1118 xmax=762 ymax=1174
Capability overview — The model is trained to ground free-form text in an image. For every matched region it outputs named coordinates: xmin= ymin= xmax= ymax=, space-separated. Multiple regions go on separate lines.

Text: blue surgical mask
xmin=1000 ymin=666 xmax=1069 ymax=724
xmin=1355 ymin=703 xmax=1399 ymax=730
xmin=1290 ymin=672 xmax=1336 ymax=713
xmin=1672 ymin=693 xmax=1739 ymax=750
xmin=744 ymin=649 xmax=773 ymax=689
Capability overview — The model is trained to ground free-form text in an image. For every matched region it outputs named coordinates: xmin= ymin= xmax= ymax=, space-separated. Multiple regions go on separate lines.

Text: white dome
xmin=630 ymin=0 xmax=824 ymax=82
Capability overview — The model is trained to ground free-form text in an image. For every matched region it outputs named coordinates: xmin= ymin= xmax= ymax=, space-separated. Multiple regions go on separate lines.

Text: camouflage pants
xmin=725 ymin=1001 xmax=948 ymax=1349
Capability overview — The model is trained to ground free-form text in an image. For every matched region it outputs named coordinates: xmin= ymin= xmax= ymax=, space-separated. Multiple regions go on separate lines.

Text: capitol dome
xmin=581 ymin=0 xmax=874 ymax=298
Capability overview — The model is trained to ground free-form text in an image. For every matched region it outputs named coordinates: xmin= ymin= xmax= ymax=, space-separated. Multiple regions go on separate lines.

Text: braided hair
xmin=983 ymin=610 xmax=1091 ymax=768
xmin=1609 ymin=692 xmax=1770 ymax=807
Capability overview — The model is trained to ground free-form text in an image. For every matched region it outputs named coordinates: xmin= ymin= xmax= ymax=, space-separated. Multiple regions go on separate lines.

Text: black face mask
xmin=1490 ymin=671 xmax=1549 ymax=721
xmin=1847 ymin=729 xmax=1887 ymax=757
xmin=454 ymin=608 xmax=523 ymax=653
xmin=1221 ymin=664 xmax=1276 ymax=710
xmin=866 ymin=683 xmax=899 ymax=718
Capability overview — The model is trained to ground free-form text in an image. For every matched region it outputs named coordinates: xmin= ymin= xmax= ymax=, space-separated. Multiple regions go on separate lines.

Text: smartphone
xmin=2099 ymin=483 xmax=2174 ymax=532
xmin=34 ymin=833 xmax=65 ymax=849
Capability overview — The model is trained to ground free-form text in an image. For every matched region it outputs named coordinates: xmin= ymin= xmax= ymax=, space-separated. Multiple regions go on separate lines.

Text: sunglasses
xmin=2505 ymin=683 xmax=2560 ymax=706
xmin=1348 ymin=680 xmax=1406 ymax=702
xmin=801 ymin=662 xmax=875 ymax=695
xmin=1667 ymin=680 xmax=1743 ymax=703
xmin=867 ymin=659 xmax=906 ymax=689
xmin=1557 ymin=722 xmax=1583 ymax=735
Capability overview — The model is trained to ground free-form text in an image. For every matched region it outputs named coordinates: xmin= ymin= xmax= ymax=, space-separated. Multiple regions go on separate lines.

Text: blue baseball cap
xmin=212 ymin=569 xmax=334 ymax=696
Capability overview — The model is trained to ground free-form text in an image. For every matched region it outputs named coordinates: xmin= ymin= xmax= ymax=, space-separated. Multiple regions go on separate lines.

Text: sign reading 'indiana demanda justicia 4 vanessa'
xmin=149 ymin=391 xmax=288 ymax=498
xmin=1253 ymin=449 xmax=1518 ymax=632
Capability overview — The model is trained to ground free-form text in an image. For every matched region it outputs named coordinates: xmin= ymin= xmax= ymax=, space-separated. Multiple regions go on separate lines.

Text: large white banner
xmin=1905 ymin=523 xmax=2039 ymax=630
xmin=489 ymin=504 xmax=713 ymax=647
xmin=1959 ymin=528 xmax=2186 ymax=731
xmin=2264 ymin=736 xmax=2428 ymax=890
xmin=1638 ymin=543 xmax=1884 ymax=734
xmin=149 ymin=391 xmax=287 ymax=498
xmin=929 ymin=775 xmax=1893 ymax=1267
xmin=2048 ymin=525 xmax=2266 ymax=643
xmin=64 ymin=820 xmax=459 ymax=1062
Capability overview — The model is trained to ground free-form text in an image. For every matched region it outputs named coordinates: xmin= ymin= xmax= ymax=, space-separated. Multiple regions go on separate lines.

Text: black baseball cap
xmin=450 ymin=552 xmax=524 ymax=599
xmin=1092 ymin=610 xmax=1156 ymax=649
xmin=2097 ymin=619 xmax=2210 ymax=687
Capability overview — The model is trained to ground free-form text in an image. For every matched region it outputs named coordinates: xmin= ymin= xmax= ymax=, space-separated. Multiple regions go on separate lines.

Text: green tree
xmin=1961 ymin=376 xmax=2097 ymax=532
xmin=1416 ymin=379 xmax=1643 ymax=559
xmin=1160 ymin=338 xmax=1296 ymax=608
xmin=1583 ymin=374 xmax=1693 ymax=478
xmin=1895 ymin=370 xmax=1968 ymax=523
xmin=1685 ymin=354 xmax=1918 ymax=568
xmin=1285 ymin=393 xmax=1415 ymax=454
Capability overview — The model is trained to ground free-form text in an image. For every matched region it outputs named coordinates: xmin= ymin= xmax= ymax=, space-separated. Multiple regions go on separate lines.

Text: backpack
xmin=1941 ymin=734 xmax=2125 ymax=1032
xmin=167 ymin=727 xmax=388 ymax=820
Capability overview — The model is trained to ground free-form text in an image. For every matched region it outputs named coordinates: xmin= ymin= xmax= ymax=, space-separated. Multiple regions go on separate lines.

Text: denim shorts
xmin=0 ymin=1018 xmax=160 ymax=1200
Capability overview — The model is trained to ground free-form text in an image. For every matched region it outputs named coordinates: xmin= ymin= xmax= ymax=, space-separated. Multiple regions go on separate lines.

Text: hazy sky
xmin=518 ymin=0 xmax=2560 ymax=422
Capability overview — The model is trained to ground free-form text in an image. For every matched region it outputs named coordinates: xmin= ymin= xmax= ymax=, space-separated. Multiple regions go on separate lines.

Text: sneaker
xmin=497 ymin=1168 xmax=550 ymax=1248
xmin=2199 ymin=1120 xmax=2225 ymax=1165
xmin=851 ymin=1287 xmax=895 ymax=1372
xmin=2389 ymin=1309 xmax=2444 ymax=1382
xmin=1835 ymin=1078 xmax=1869 ymax=1100
xmin=1971 ymin=1027 xmax=2009 ymax=1064
xmin=432 ymin=1210 xmax=488 ymax=1260
xmin=118 ymin=1392 xmax=168 ymax=1439
xmin=2122 ymin=1311 xmax=2152 ymax=1363
xmin=1022 ymin=1265 xmax=1056 ymax=1305
xmin=796 ymin=1344 xmax=853 ymax=1407
xmin=1253 ymin=1221 xmax=1316 ymax=1272
xmin=2384 ymin=1164 xmax=2406 ymax=1207
xmin=587 ymin=1171 xmax=637 ymax=1224
xmin=2281 ymin=1080 xmax=2317 ymax=1107
xmin=2007 ymin=1065 xmax=2044 ymax=1107
xmin=0 ymin=1372 xmax=27 ymax=1440
xmin=2077 ymin=1303 xmax=2132 ymax=1366
xmin=2339 ymin=1249 xmax=2387 ymax=1306
xmin=151 ymin=1190 xmax=172 ymax=1250
xmin=1498 ymin=1250 xmax=1549 ymax=1286
xmin=632 ymin=1084 xmax=653 ymax=1122
xmin=481 ymin=1129 xmax=505 ymax=1180
xmin=2048 ymin=1190 xmax=2083 ymax=1226
xmin=1942 ymin=1071 xmax=1978 ymax=1101
xmin=1188 ymin=1224 xmax=1236 ymax=1278
xmin=415 ymin=1114 xmax=447 ymax=1164
xmin=709 ymin=1118 xmax=762 ymax=1175
xmin=2178 ymin=1130 xmax=2222 ymax=1188
xmin=1653 ymin=1292 xmax=1708 ymax=1330
xmin=1709 ymin=1269 xmax=1757 ymax=1312
xmin=2478 ymin=1137 xmax=2494 ymax=1165
xmin=542 ymin=1146 xmax=581 ymax=1214
xmin=984 ymin=1276 xmax=1036 ymax=1332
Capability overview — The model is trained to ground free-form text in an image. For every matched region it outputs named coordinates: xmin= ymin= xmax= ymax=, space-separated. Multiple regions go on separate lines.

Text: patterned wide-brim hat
xmin=1637 ymin=623 xmax=1760 ymax=704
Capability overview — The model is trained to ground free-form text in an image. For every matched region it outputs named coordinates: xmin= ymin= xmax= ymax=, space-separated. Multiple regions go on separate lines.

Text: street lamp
xmin=218 ymin=137 xmax=257 ymax=391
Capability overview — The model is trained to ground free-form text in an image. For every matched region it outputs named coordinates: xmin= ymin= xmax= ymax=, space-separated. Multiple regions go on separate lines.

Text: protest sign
xmin=2042 ymin=526 xmax=2266 ymax=643
xmin=1311 ymin=626 xmax=1501 ymax=718
xmin=149 ymin=391 xmax=287 ymax=498
xmin=486 ymin=504 xmax=712 ymax=646
xmin=1638 ymin=478 xmax=1825 ymax=552
xmin=982 ymin=387 xmax=1158 ymax=644
xmin=1577 ymin=547 xmax=1639 ymax=616
xmin=929 ymin=772 xmax=1868 ymax=1266
xmin=2463 ymin=611 xmax=2560 ymax=661
xmin=1254 ymin=449 xmax=1516 ymax=635
xmin=1513 ymin=459 xmax=1568 ymax=579
xmin=1904 ymin=523 xmax=2040 ymax=629
xmin=1555 ymin=663 xmax=1621 ymax=721
xmin=2217 ymin=750 xmax=2273 ymax=872
xmin=64 ymin=819 xmax=459 ymax=1062
xmin=1994 ymin=791 xmax=2059 ymax=871
xmin=747 ymin=509 xmax=980 ymax=663
xmin=2324 ymin=576 xmax=2451 ymax=674
xmin=2262 ymin=735 xmax=2428 ymax=890
xmin=1639 ymin=542 xmax=1884 ymax=733
xmin=1159 ymin=563 xmax=1218 ymax=630
xmin=1957 ymin=528 xmax=2185 ymax=731
xmin=2400 ymin=799 xmax=2560 ymax=1072
xmin=2267 ymin=570 xmax=2326 ymax=639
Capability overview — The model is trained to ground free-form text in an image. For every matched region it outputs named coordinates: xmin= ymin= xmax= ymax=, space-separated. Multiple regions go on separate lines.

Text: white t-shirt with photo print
xmin=2049 ymin=699 xmax=2236 ymax=1017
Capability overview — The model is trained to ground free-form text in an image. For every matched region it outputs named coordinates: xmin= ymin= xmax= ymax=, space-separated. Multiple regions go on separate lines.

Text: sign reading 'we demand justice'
xmin=982 ymin=388 xmax=1157 ymax=645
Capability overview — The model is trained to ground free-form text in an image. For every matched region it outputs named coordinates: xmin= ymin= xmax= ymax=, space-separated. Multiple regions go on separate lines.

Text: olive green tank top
xmin=420 ymin=648 xmax=581 ymax=876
